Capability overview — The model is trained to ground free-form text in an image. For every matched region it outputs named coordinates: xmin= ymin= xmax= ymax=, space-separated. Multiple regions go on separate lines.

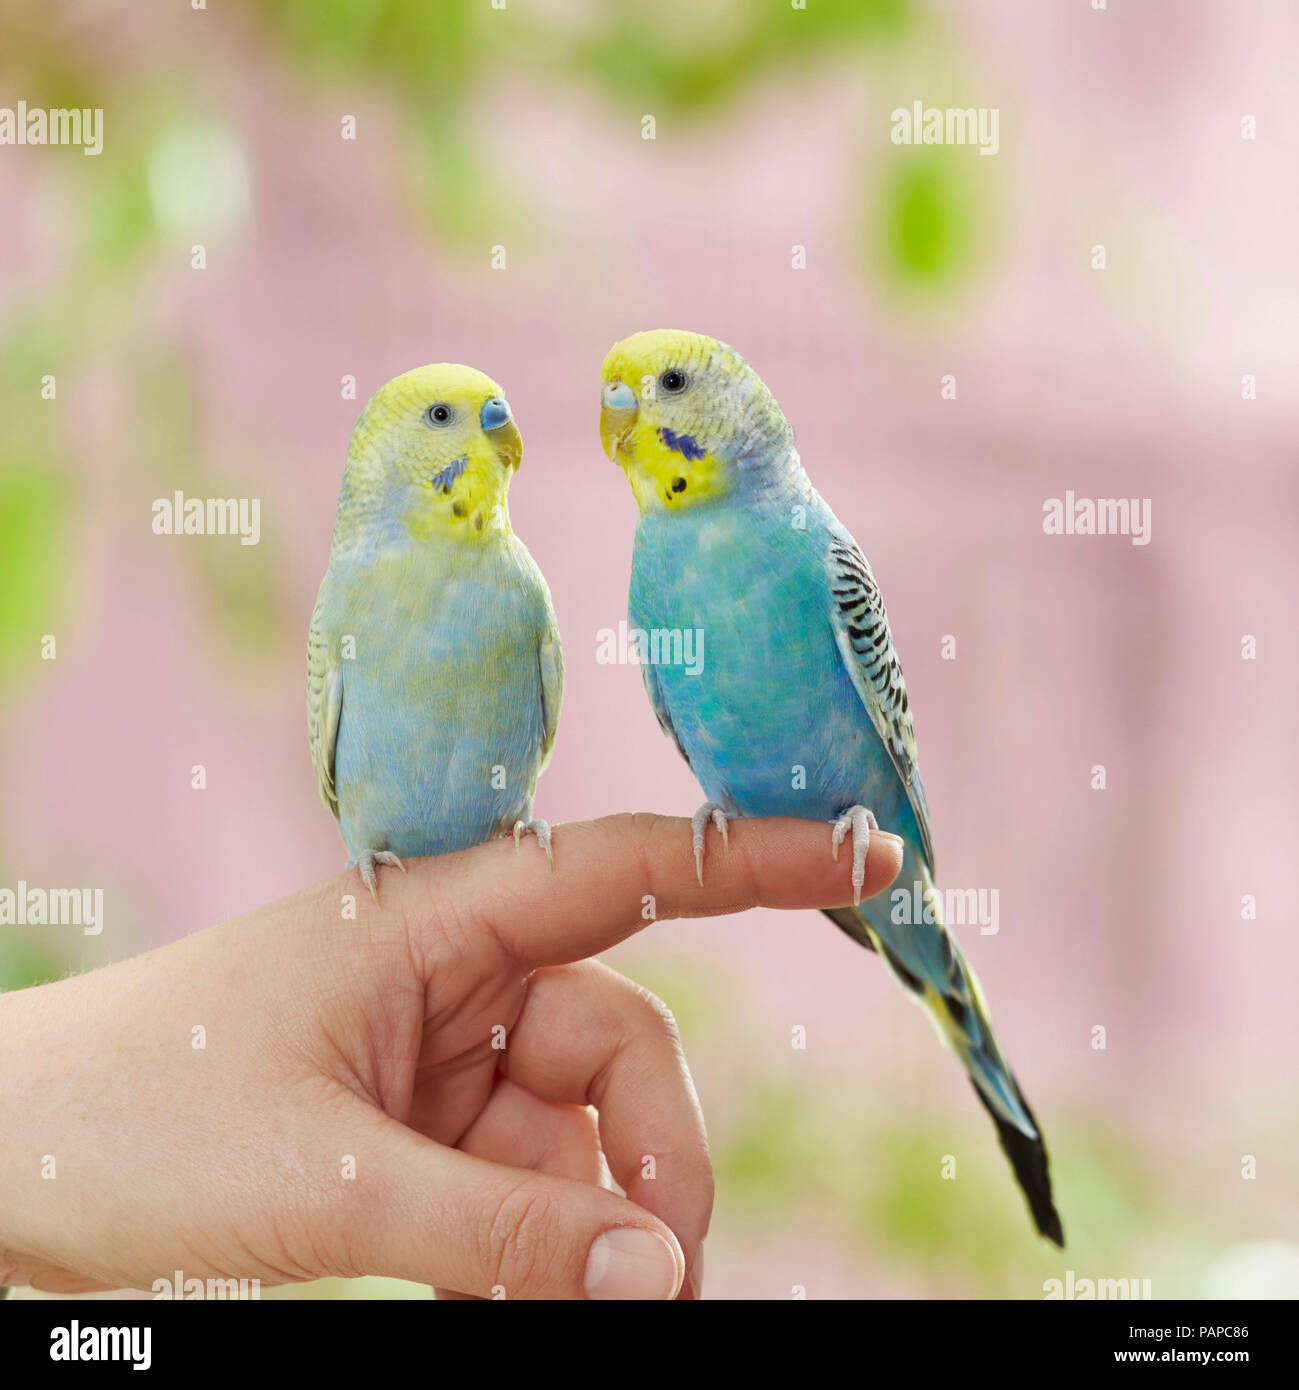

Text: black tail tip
xmin=1038 ymin=1205 xmax=1065 ymax=1249
xmin=970 ymin=1078 xmax=1065 ymax=1248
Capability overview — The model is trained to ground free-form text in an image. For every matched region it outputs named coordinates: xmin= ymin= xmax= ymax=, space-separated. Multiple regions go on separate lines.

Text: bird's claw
xmin=513 ymin=818 xmax=554 ymax=870
xmin=348 ymin=849 xmax=406 ymax=903
xmin=832 ymin=805 xmax=878 ymax=905
xmin=691 ymin=801 xmax=730 ymax=885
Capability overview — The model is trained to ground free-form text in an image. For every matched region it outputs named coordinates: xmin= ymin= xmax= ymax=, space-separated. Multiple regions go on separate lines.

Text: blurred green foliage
xmin=0 ymin=934 xmax=67 ymax=995
xmin=0 ymin=467 xmax=66 ymax=686
xmin=132 ymin=355 xmax=292 ymax=657
xmin=259 ymin=0 xmax=911 ymax=113
xmin=564 ymin=0 xmax=911 ymax=113
xmin=881 ymin=157 xmax=979 ymax=288
xmin=253 ymin=0 xmax=937 ymax=263
xmin=0 ymin=279 xmax=72 ymax=699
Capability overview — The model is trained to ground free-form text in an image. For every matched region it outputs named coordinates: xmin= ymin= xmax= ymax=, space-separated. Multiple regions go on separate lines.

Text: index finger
xmin=396 ymin=812 xmax=904 ymax=969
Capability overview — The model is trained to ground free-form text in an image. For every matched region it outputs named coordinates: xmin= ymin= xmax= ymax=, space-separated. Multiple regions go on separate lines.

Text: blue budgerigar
xmin=599 ymin=329 xmax=1062 ymax=1244
xmin=308 ymin=364 xmax=563 ymax=898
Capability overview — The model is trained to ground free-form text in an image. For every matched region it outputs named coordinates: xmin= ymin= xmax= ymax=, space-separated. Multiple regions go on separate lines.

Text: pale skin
xmin=0 ymin=813 xmax=902 ymax=1300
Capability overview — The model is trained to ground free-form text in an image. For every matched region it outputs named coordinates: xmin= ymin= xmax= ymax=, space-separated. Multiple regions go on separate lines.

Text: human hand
xmin=0 ymin=813 xmax=902 ymax=1300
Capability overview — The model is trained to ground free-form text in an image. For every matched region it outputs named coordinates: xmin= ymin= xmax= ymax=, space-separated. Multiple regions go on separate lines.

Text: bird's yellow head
xmin=599 ymin=329 xmax=794 ymax=515
xmin=340 ymin=364 xmax=522 ymax=544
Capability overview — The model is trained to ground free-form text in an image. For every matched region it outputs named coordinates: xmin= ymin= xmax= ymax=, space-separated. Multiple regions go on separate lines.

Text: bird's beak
xmin=600 ymin=380 xmax=638 ymax=463
xmin=481 ymin=396 xmax=522 ymax=472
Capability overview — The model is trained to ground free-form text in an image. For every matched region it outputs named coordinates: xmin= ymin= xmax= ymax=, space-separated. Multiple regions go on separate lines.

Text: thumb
xmin=329 ymin=1108 xmax=686 ymax=1300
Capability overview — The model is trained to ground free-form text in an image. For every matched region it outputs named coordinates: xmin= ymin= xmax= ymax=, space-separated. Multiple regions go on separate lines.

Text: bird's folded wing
xmin=824 ymin=527 xmax=934 ymax=870
xmin=307 ymin=588 xmax=343 ymax=818
xmin=537 ymin=609 xmax=565 ymax=773
xmin=639 ymin=656 xmax=695 ymax=771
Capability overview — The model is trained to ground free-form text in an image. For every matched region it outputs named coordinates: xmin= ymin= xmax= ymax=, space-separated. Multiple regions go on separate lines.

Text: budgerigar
xmin=598 ymin=330 xmax=1062 ymax=1244
xmin=308 ymin=364 xmax=563 ymax=898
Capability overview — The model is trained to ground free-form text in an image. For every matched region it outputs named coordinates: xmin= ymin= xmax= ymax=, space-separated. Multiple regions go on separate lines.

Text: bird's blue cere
xmin=601 ymin=380 xmax=637 ymax=410
xmin=480 ymin=396 xmax=512 ymax=431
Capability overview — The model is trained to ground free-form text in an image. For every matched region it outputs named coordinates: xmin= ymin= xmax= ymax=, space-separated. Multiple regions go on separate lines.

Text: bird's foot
xmin=347 ymin=849 xmax=406 ymax=903
xmin=691 ymin=801 xmax=730 ymax=885
xmin=831 ymin=805 xmax=878 ymax=906
xmin=513 ymin=817 xmax=554 ymax=870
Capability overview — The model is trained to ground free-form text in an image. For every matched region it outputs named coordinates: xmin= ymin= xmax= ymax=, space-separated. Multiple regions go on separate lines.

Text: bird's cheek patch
xmin=631 ymin=426 xmax=724 ymax=509
xmin=403 ymin=452 xmax=507 ymax=541
xmin=430 ymin=457 xmax=468 ymax=494
xmin=658 ymin=426 xmax=708 ymax=462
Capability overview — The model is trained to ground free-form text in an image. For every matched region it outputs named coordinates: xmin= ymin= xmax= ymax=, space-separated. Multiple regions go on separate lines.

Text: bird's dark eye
xmin=426 ymin=403 xmax=455 ymax=427
xmin=659 ymin=369 xmax=688 ymax=395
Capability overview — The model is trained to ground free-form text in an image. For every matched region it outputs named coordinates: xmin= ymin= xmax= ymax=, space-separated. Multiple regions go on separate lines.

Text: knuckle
xmin=623 ymin=810 xmax=664 ymax=839
xmin=688 ymin=1158 xmax=717 ymax=1214
xmin=482 ymin=1180 xmax=565 ymax=1298
xmin=632 ymin=985 xmax=681 ymax=1043
xmin=625 ymin=813 xmax=678 ymax=919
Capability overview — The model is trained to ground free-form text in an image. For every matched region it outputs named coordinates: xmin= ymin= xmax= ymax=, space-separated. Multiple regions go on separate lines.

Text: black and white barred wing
xmin=825 ymin=527 xmax=934 ymax=869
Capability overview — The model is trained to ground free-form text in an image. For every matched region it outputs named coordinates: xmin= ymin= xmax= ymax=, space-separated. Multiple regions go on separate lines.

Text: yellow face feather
xmin=344 ymin=363 xmax=522 ymax=544
xmin=599 ymin=329 xmax=790 ymax=515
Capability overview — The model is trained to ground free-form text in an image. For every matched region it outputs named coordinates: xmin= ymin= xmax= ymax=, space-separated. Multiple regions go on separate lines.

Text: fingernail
xmin=874 ymin=830 xmax=904 ymax=848
xmin=584 ymin=1227 xmax=682 ymax=1300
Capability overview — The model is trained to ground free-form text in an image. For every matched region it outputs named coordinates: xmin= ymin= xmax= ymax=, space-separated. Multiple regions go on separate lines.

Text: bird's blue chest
xmin=629 ymin=506 xmax=885 ymax=820
xmin=330 ymin=543 xmax=544 ymax=859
